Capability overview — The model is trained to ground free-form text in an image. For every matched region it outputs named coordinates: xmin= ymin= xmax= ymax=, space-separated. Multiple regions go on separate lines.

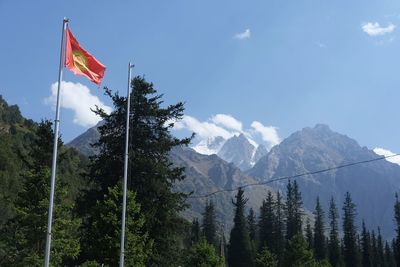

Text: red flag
xmin=65 ymin=28 xmax=106 ymax=85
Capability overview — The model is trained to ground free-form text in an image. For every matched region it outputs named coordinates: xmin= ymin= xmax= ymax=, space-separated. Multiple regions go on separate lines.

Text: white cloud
xmin=315 ymin=42 xmax=327 ymax=48
xmin=211 ymin=114 xmax=243 ymax=132
xmin=45 ymin=81 xmax=112 ymax=127
xmin=251 ymin=121 xmax=281 ymax=148
xmin=373 ymin=147 xmax=400 ymax=165
xmin=173 ymin=113 xmax=281 ymax=152
xmin=175 ymin=115 xmax=235 ymax=139
xmin=234 ymin=29 xmax=251 ymax=40
xmin=362 ymin=22 xmax=396 ymax=36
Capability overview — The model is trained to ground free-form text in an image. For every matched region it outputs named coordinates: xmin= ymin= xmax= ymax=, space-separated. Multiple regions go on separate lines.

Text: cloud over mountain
xmin=173 ymin=113 xmax=281 ymax=151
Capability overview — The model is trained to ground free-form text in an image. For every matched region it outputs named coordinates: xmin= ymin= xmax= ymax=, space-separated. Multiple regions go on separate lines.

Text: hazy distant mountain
xmin=68 ymin=122 xmax=101 ymax=156
xmin=170 ymin=146 xmax=274 ymax=233
xmin=247 ymin=124 xmax=400 ymax=238
xmin=192 ymin=136 xmax=225 ymax=155
xmin=217 ymin=133 xmax=256 ymax=171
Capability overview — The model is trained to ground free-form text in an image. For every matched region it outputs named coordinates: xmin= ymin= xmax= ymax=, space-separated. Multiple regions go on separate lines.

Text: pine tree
xmin=248 ymin=207 xmax=258 ymax=257
xmin=255 ymin=247 xmax=278 ymax=267
xmin=191 ymin=218 xmax=201 ymax=245
xmin=342 ymin=192 xmax=359 ymax=267
xmin=184 ymin=239 xmax=224 ymax=267
xmin=248 ymin=208 xmax=257 ymax=243
xmin=81 ymin=184 xmax=151 ymax=266
xmin=384 ymin=241 xmax=395 ymax=267
xmin=305 ymin=218 xmax=313 ymax=249
xmin=377 ymin=228 xmax=385 ymax=267
xmin=394 ymin=193 xmax=400 ymax=266
xmin=286 ymin=180 xmax=303 ymax=242
xmin=314 ymin=197 xmax=326 ymax=260
xmin=79 ymin=77 xmax=192 ymax=266
xmin=361 ymin=220 xmax=372 ymax=267
xmin=273 ymin=191 xmax=285 ymax=265
xmin=328 ymin=197 xmax=341 ymax=267
xmin=202 ymin=200 xmax=217 ymax=246
xmin=284 ymin=234 xmax=324 ymax=267
xmin=259 ymin=192 xmax=276 ymax=252
xmin=228 ymin=188 xmax=254 ymax=267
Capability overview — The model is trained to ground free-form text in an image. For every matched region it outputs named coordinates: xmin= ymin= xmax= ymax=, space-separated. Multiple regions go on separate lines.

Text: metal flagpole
xmin=44 ymin=17 xmax=68 ymax=267
xmin=120 ymin=62 xmax=134 ymax=267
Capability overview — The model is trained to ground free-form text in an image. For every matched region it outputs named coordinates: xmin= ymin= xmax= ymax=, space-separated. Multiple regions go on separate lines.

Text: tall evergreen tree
xmin=259 ymin=192 xmax=276 ymax=252
xmin=361 ymin=220 xmax=372 ymax=267
xmin=202 ymin=200 xmax=217 ymax=246
xmin=314 ymin=197 xmax=326 ymax=260
xmin=191 ymin=218 xmax=201 ymax=245
xmin=79 ymin=77 xmax=192 ymax=266
xmin=286 ymin=180 xmax=303 ymax=242
xmin=342 ymin=192 xmax=359 ymax=267
xmin=273 ymin=191 xmax=285 ymax=265
xmin=248 ymin=208 xmax=257 ymax=243
xmin=394 ymin=193 xmax=400 ymax=266
xmin=371 ymin=230 xmax=378 ymax=267
xmin=384 ymin=241 xmax=395 ymax=267
xmin=248 ymin=207 xmax=258 ymax=257
xmin=305 ymin=218 xmax=313 ymax=249
xmin=228 ymin=188 xmax=254 ymax=267
xmin=328 ymin=197 xmax=341 ymax=267
xmin=377 ymin=228 xmax=385 ymax=267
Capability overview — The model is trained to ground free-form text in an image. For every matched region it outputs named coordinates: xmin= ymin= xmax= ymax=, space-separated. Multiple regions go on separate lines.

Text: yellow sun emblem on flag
xmin=72 ymin=49 xmax=89 ymax=72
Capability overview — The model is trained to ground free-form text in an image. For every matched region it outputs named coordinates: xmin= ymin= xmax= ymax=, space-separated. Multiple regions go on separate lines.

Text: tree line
xmin=190 ymin=181 xmax=400 ymax=267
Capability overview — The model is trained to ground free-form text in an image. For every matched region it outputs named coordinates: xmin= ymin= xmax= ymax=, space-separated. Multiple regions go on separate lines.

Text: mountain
xmin=247 ymin=124 xmax=400 ymax=238
xmin=192 ymin=136 xmax=225 ymax=155
xmin=217 ymin=133 xmax=256 ymax=170
xmin=170 ymin=146 xmax=273 ymax=233
xmin=68 ymin=121 xmax=102 ymax=156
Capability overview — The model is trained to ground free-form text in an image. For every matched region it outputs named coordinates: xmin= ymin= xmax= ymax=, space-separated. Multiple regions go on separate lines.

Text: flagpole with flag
xmin=44 ymin=17 xmax=68 ymax=267
xmin=120 ymin=62 xmax=134 ymax=267
xmin=44 ymin=18 xmax=106 ymax=267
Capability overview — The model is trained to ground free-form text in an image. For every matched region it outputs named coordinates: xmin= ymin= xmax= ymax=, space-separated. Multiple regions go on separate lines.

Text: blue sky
xmin=1 ymin=0 xmax=400 ymax=156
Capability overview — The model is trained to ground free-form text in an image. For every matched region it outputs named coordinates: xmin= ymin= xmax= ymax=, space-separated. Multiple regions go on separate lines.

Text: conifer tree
xmin=314 ymin=197 xmax=326 ymax=260
xmin=184 ymin=239 xmax=224 ymax=267
xmin=377 ymin=228 xmax=385 ymax=267
xmin=394 ymin=193 xmax=400 ymax=266
xmin=248 ymin=207 xmax=258 ymax=257
xmin=0 ymin=121 xmax=80 ymax=266
xmin=328 ymin=197 xmax=341 ymax=267
xmin=255 ymin=247 xmax=278 ymax=267
xmin=286 ymin=180 xmax=303 ymax=242
xmin=191 ymin=218 xmax=201 ymax=245
xmin=202 ymin=200 xmax=217 ymax=246
xmin=371 ymin=230 xmax=378 ymax=267
xmin=259 ymin=192 xmax=275 ymax=252
xmin=342 ymin=192 xmax=359 ymax=267
xmin=228 ymin=188 xmax=254 ymax=267
xmin=305 ymin=218 xmax=313 ymax=249
xmin=361 ymin=220 xmax=372 ymax=267
xmin=80 ymin=77 xmax=192 ymax=266
xmin=273 ymin=191 xmax=285 ymax=264
xmin=384 ymin=241 xmax=395 ymax=267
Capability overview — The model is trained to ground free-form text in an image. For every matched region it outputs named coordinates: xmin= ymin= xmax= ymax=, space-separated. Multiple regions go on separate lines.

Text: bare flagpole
xmin=44 ymin=17 xmax=68 ymax=267
xmin=120 ymin=62 xmax=134 ymax=267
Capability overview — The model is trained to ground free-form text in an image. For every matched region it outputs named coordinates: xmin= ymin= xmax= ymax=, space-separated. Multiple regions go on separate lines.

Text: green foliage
xmin=184 ymin=239 xmax=224 ymax=267
xmin=202 ymin=200 xmax=217 ymax=246
xmin=342 ymin=192 xmax=359 ymax=267
xmin=314 ymin=197 xmax=326 ymax=260
xmin=255 ymin=247 xmax=278 ymax=267
xmin=228 ymin=188 xmax=254 ymax=267
xmin=328 ymin=197 xmax=342 ymax=267
xmin=284 ymin=234 xmax=330 ymax=267
xmin=0 ymin=121 xmax=81 ymax=266
xmin=361 ymin=220 xmax=372 ymax=267
xmin=191 ymin=218 xmax=201 ymax=244
xmin=286 ymin=180 xmax=303 ymax=241
xmin=81 ymin=183 xmax=151 ymax=266
xmin=259 ymin=192 xmax=276 ymax=252
xmin=394 ymin=193 xmax=400 ymax=266
xmin=305 ymin=218 xmax=313 ymax=249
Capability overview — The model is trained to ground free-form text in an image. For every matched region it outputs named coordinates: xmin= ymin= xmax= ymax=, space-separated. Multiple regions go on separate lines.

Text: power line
xmin=187 ymin=153 xmax=400 ymax=199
